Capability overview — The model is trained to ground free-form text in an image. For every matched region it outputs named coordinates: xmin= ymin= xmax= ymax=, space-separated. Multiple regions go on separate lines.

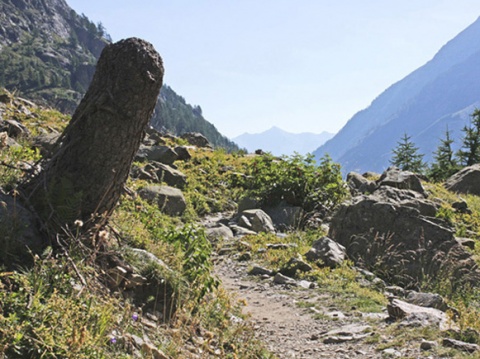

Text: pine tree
xmin=390 ymin=133 xmax=425 ymax=173
xmin=456 ymin=109 xmax=480 ymax=166
xmin=429 ymin=127 xmax=458 ymax=181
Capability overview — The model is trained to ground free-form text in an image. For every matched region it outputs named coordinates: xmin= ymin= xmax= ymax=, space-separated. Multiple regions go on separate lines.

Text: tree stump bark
xmin=21 ymin=38 xmax=164 ymax=234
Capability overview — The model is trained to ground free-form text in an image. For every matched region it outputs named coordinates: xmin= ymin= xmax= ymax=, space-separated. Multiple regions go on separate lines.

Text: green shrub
xmin=240 ymin=153 xmax=347 ymax=212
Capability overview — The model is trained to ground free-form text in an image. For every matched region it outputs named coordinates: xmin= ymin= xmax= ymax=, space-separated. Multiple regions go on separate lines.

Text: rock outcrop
xmin=138 ymin=185 xmax=187 ymax=216
xmin=445 ymin=163 xmax=480 ymax=195
xmin=330 ymin=167 xmax=480 ymax=288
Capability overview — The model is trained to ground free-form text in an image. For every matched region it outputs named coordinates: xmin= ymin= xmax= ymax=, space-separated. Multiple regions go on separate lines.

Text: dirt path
xmin=214 ymin=257 xmax=390 ymax=359
xmin=216 ymin=258 xmax=382 ymax=359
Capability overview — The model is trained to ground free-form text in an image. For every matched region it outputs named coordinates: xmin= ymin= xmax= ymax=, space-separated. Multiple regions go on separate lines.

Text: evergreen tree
xmin=390 ymin=133 xmax=425 ymax=173
xmin=428 ymin=127 xmax=458 ymax=181
xmin=456 ymin=108 xmax=480 ymax=166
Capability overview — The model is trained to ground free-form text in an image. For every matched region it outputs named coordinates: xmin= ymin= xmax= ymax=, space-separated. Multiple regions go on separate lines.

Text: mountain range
xmin=0 ymin=0 xmax=238 ymax=151
xmin=313 ymin=16 xmax=480 ymax=174
xmin=233 ymin=126 xmax=334 ymax=156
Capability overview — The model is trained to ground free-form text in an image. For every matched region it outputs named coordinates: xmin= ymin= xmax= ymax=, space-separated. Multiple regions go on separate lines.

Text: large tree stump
xmin=21 ymin=38 xmax=164 ymax=234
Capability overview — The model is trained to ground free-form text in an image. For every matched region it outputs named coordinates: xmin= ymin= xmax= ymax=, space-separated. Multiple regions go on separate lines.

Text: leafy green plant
xmin=240 ymin=153 xmax=347 ymax=212
xmin=165 ymin=225 xmax=219 ymax=302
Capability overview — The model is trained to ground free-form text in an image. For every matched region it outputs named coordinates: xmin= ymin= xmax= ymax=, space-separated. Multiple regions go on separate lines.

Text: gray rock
xmin=136 ymin=145 xmax=178 ymax=164
xmin=205 ymin=224 xmax=234 ymax=242
xmin=329 ymin=182 xmax=480 ymax=288
xmin=420 ymin=340 xmax=437 ymax=351
xmin=442 ymin=338 xmax=479 ymax=353
xmin=387 ymin=299 xmax=454 ymax=331
xmin=32 ymin=132 xmax=60 ymax=156
xmin=304 ymin=236 xmax=346 ymax=268
xmin=236 ymin=209 xmax=275 ymax=233
xmin=382 ymin=348 xmax=401 ymax=357
xmin=180 ymin=132 xmax=212 ymax=149
xmin=0 ymin=119 xmax=29 ymax=138
xmin=323 ymin=324 xmax=372 ymax=344
xmin=445 ymin=164 xmax=480 ymax=195
xmin=265 ymin=205 xmax=306 ymax=231
xmin=385 ymin=286 xmax=406 ymax=297
xmin=377 ymin=166 xmax=426 ymax=196
xmin=173 ymin=145 xmax=193 ymax=161
xmin=0 ymin=132 xmax=20 ymax=149
xmin=267 ymin=243 xmax=295 ymax=250
xmin=298 ymin=280 xmax=315 ymax=289
xmin=347 ymin=171 xmax=377 ymax=194
xmin=138 ymin=185 xmax=186 ymax=216
xmin=129 ymin=248 xmax=172 ymax=273
xmin=405 ymin=291 xmax=448 ymax=312
xmin=249 ymin=266 xmax=274 ymax=276
xmin=154 ymin=163 xmax=187 ymax=189
xmin=280 ymin=255 xmax=312 ymax=277
xmin=273 ymin=272 xmax=296 ymax=285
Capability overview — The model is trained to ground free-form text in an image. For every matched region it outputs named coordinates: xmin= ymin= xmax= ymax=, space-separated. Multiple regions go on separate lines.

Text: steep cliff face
xmin=0 ymin=0 xmax=107 ymax=112
xmin=314 ymin=17 xmax=480 ymax=174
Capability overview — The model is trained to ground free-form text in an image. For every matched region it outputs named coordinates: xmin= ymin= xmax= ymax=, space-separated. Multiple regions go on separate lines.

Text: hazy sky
xmin=66 ymin=1 xmax=480 ymax=138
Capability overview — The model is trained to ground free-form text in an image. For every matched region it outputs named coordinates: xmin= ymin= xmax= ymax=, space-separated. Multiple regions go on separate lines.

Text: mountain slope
xmin=233 ymin=126 xmax=334 ymax=156
xmin=314 ymin=17 xmax=480 ymax=174
xmin=0 ymin=0 xmax=107 ymax=112
xmin=0 ymin=0 xmax=238 ymax=151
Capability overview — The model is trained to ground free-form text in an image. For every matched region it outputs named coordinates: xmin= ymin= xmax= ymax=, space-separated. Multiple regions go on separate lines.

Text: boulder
xmin=180 ymin=132 xmax=212 ymax=149
xmin=404 ymin=291 xmax=448 ymax=312
xmin=273 ymin=272 xmax=297 ymax=285
xmin=265 ymin=205 xmax=306 ymax=230
xmin=445 ymin=164 xmax=480 ymax=195
xmin=205 ymin=224 xmax=234 ymax=242
xmin=249 ymin=265 xmax=274 ymax=276
xmin=153 ymin=163 xmax=187 ymax=189
xmin=0 ymin=132 xmax=20 ymax=149
xmin=329 ymin=184 xmax=480 ymax=288
xmin=387 ymin=299 xmax=454 ymax=330
xmin=136 ymin=145 xmax=178 ymax=165
xmin=442 ymin=338 xmax=479 ymax=353
xmin=346 ymin=171 xmax=376 ymax=194
xmin=173 ymin=145 xmax=193 ymax=161
xmin=138 ymin=185 xmax=186 ymax=216
xmin=304 ymin=236 xmax=346 ymax=268
xmin=236 ymin=209 xmax=275 ymax=233
xmin=280 ymin=255 xmax=313 ymax=277
xmin=0 ymin=119 xmax=30 ymax=138
xmin=32 ymin=132 xmax=60 ymax=156
xmin=377 ymin=166 xmax=427 ymax=197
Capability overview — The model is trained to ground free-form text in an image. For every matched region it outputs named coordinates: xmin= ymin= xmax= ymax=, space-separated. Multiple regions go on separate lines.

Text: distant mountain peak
xmin=234 ymin=128 xmax=334 ymax=156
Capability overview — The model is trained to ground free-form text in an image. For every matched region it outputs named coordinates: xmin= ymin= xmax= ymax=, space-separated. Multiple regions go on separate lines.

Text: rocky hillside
xmin=0 ymin=0 xmax=239 ymax=151
xmin=0 ymin=0 xmax=107 ymax=112
xmin=314 ymin=16 xmax=480 ymax=174
xmin=1 ymin=87 xmax=480 ymax=357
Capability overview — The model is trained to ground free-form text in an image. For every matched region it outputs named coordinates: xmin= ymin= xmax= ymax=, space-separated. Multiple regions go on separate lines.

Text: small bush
xmin=240 ymin=153 xmax=347 ymax=212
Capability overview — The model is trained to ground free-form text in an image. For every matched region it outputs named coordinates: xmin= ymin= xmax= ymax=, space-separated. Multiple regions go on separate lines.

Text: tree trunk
xmin=21 ymin=38 xmax=164 ymax=234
